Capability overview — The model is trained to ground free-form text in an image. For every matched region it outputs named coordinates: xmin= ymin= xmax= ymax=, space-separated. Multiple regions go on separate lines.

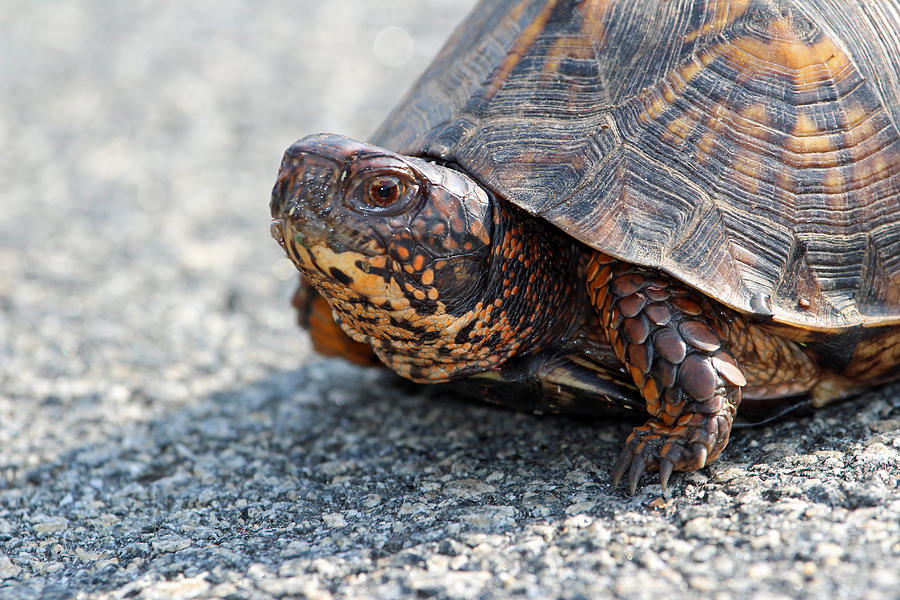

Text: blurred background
xmin=0 ymin=0 xmax=475 ymax=461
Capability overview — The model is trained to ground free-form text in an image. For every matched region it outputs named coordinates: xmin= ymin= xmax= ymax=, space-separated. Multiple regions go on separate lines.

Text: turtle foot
xmin=611 ymin=413 xmax=732 ymax=495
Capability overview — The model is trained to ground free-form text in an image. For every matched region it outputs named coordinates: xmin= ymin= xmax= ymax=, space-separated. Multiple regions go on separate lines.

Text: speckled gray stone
xmin=1 ymin=2 xmax=898 ymax=599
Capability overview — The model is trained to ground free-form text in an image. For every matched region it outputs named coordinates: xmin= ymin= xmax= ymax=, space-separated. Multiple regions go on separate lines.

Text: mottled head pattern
xmin=270 ymin=134 xmax=582 ymax=382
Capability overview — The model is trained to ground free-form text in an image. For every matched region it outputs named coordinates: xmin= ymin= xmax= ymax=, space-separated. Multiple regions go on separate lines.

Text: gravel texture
xmin=2 ymin=2 xmax=899 ymax=599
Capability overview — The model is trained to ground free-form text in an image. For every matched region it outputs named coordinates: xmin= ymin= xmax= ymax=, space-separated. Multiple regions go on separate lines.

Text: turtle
xmin=270 ymin=0 xmax=900 ymax=494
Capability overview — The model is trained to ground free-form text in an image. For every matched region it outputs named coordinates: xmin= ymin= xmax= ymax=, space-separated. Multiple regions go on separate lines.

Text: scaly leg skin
xmin=292 ymin=276 xmax=382 ymax=368
xmin=586 ymin=254 xmax=747 ymax=495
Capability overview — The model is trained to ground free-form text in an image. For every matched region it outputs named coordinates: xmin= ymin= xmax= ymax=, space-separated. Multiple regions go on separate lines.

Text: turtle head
xmin=271 ymin=133 xmax=506 ymax=380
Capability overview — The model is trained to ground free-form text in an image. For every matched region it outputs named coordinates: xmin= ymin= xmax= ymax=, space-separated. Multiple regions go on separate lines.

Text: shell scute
xmin=373 ymin=0 xmax=900 ymax=330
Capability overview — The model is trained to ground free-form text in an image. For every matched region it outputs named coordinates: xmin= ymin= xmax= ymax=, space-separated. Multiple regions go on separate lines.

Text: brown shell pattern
xmin=373 ymin=0 xmax=900 ymax=331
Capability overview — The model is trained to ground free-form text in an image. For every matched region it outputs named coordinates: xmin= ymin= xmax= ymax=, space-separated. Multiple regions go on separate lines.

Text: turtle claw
xmin=609 ymin=448 xmax=651 ymax=495
xmin=628 ymin=455 xmax=647 ymax=496
xmin=610 ymin=419 xmax=726 ymax=495
xmin=609 ymin=442 xmax=673 ymax=496
xmin=611 ymin=449 xmax=633 ymax=490
xmin=692 ymin=443 xmax=709 ymax=469
xmin=610 ymin=449 xmax=669 ymax=496
xmin=659 ymin=458 xmax=674 ymax=495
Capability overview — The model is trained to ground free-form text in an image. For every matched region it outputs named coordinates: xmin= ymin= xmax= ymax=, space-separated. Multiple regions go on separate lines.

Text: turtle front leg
xmin=292 ymin=276 xmax=382 ymax=368
xmin=586 ymin=254 xmax=747 ymax=495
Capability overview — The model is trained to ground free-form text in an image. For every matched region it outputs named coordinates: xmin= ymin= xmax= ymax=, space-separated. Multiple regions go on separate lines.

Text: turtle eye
xmin=366 ymin=175 xmax=404 ymax=207
xmin=347 ymin=169 xmax=419 ymax=215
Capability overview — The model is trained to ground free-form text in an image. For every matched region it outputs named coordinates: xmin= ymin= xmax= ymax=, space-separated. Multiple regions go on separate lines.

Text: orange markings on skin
xmin=586 ymin=257 xmax=600 ymax=281
xmin=304 ymin=294 xmax=380 ymax=367
xmin=469 ymin=220 xmax=490 ymax=244
xmin=306 ymin=245 xmax=390 ymax=300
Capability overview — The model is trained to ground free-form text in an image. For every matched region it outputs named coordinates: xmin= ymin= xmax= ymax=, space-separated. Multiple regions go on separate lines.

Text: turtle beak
xmin=270 ymin=140 xmax=346 ymax=251
xmin=270 ymin=141 xmax=343 ymax=219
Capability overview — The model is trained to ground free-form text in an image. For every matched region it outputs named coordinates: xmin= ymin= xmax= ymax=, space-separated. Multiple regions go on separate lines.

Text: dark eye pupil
xmin=368 ymin=177 xmax=402 ymax=206
xmin=376 ymin=183 xmax=395 ymax=199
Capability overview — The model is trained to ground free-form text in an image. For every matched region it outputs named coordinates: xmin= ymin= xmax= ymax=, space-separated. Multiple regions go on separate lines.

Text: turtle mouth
xmin=271 ymin=202 xmax=329 ymax=250
xmin=273 ymin=205 xmax=386 ymax=263
xmin=272 ymin=210 xmax=388 ymax=287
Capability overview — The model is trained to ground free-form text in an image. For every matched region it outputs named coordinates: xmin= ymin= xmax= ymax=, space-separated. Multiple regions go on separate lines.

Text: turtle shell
xmin=372 ymin=0 xmax=900 ymax=331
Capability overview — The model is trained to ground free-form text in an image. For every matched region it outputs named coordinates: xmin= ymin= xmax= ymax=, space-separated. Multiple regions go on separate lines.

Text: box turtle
xmin=270 ymin=0 xmax=900 ymax=494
